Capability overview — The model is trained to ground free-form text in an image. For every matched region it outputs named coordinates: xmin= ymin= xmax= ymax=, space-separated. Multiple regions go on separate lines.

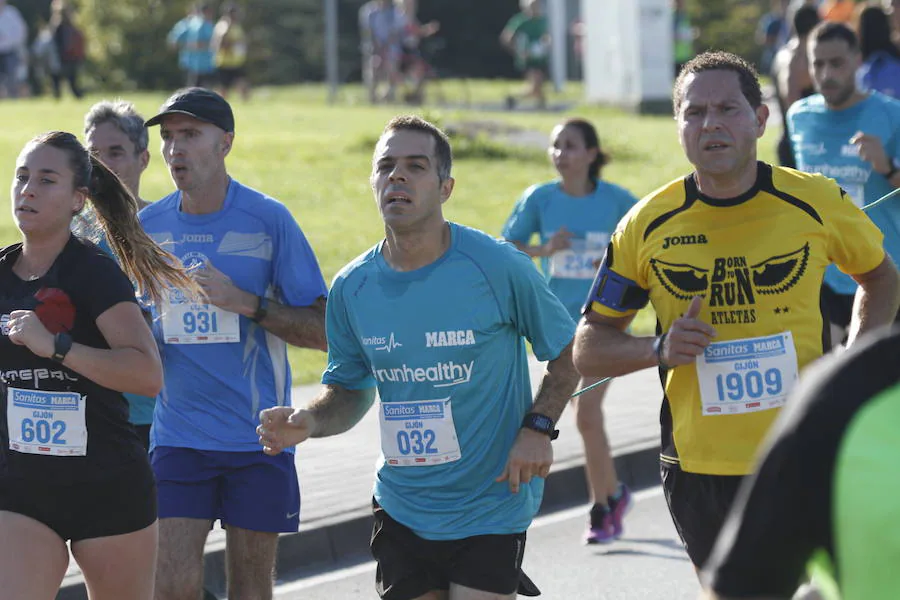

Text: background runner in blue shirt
xmin=259 ymin=116 xmax=580 ymax=600
xmin=502 ymin=118 xmax=637 ymax=545
xmin=83 ymin=99 xmax=156 ymax=451
xmin=141 ymin=88 xmax=328 ymax=600
xmin=788 ymin=21 xmax=900 ymax=343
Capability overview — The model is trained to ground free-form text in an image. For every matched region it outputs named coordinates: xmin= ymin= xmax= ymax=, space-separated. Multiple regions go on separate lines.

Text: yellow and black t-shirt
xmin=588 ymin=162 xmax=885 ymax=475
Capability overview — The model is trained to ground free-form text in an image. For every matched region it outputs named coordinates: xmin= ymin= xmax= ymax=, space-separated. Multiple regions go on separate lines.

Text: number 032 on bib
xmin=378 ymin=398 xmax=461 ymax=466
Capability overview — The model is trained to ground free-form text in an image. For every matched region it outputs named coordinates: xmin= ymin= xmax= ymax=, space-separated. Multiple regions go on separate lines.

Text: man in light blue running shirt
xmin=140 ymin=87 xmax=328 ymax=600
xmin=788 ymin=21 xmax=900 ymax=343
xmin=258 ymin=115 xmax=580 ymax=600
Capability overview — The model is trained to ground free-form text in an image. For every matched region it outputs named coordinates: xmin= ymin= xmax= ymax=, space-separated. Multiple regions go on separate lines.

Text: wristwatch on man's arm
xmin=521 ymin=412 xmax=559 ymax=440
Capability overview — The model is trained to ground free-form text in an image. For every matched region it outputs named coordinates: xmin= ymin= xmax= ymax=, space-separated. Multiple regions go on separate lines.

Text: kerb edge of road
xmin=56 ymin=442 xmax=661 ymax=600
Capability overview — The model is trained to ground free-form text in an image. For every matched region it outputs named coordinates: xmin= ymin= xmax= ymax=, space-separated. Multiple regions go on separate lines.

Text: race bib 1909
xmin=7 ymin=387 xmax=87 ymax=456
xmin=379 ymin=398 xmax=461 ymax=466
xmin=696 ymin=332 xmax=799 ymax=416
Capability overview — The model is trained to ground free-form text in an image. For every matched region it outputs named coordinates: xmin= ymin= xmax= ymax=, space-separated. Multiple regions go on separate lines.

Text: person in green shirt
xmin=673 ymin=0 xmax=696 ymax=76
xmin=704 ymin=325 xmax=900 ymax=599
xmin=500 ymin=0 xmax=549 ymax=110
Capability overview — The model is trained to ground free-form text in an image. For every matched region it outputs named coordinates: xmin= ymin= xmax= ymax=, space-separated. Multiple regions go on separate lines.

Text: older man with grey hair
xmin=82 ymin=99 xmax=156 ymax=452
xmin=84 ymin=99 xmax=151 ymax=208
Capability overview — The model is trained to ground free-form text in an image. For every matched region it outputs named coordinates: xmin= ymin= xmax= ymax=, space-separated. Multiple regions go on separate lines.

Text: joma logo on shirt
xmin=180 ymin=234 xmax=214 ymax=243
xmin=425 ymin=330 xmax=476 ymax=347
xmin=662 ymin=234 xmax=708 ymax=249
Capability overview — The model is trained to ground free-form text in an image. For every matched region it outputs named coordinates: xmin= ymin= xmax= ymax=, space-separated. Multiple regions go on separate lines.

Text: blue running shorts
xmin=151 ymin=446 xmax=300 ymax=533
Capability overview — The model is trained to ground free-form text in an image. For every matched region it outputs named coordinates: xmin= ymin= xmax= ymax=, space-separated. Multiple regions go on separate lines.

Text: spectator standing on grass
xmin=168 ymin=2 xmax=216 ymax=88
xmin=365 ymin=0 xmax=405 ymax=104
xmin=211 ymin=2 xmax=251 ymax=102
xmin=49 ymin=0 xmax=85 ymax=99
xmin=0 ymin=0 xmax=26 ymax=99
xmin=501 ymin=0 xmax=550 ymax=110
xmin=31 ymin=20 xmax=60 ymax=97
xmin=673 ymin=0 xmax=696 ymax=77
xmin=396 ymin=0 xmax=439 ymax=105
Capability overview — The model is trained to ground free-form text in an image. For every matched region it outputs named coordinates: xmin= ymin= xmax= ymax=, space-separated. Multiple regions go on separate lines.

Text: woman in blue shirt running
xmin=502 ymin=118 xmax=638 ymax=545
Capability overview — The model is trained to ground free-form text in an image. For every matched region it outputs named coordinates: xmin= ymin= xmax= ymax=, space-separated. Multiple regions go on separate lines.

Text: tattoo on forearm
xmin=528 ymin=343 xmax=579 ymax=422
xmin=309 ymin=385 xmax=376 ymax=437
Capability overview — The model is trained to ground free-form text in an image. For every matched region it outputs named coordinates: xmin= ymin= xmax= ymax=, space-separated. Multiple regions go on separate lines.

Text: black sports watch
xmin=51 ymin=332 xmax=73 ymax=363
xmin=521 ymin=412 xmax=559 ymax=440
xmin=251 ymin=296 xmax=269 ymax=323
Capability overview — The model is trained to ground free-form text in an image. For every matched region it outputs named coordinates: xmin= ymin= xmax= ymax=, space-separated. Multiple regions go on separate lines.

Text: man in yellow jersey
xmin=572 ymin=50 xmax=900 ymax=577
xmin=211 ymin=2 xmax=249 ymax=101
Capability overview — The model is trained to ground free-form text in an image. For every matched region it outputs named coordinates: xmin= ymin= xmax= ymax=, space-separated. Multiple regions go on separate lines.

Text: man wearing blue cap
xmin=141 ymin=87 xmax=328 ymax=600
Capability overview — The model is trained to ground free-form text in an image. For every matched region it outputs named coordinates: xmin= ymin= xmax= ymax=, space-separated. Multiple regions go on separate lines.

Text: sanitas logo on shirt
xmin=373 ymin=360 xmax=473 ymax=387
xmin=362 ymin=333 xmax=403 ymax=352
xmin=425 ymin=330 xmax=476 ymax=347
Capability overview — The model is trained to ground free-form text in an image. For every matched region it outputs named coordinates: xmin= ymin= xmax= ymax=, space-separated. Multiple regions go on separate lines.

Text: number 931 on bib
xmin=696 ymin=332 xmax=799 ymax=416
xmin=161 ymin=300 xmax=240 ymax=344
xmin=378 ymin=398 xmax=461 ymax=466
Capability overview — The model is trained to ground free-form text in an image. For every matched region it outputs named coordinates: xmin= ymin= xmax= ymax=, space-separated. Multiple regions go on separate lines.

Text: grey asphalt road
xmin=269 ymin=487 xmax=701 ymax=600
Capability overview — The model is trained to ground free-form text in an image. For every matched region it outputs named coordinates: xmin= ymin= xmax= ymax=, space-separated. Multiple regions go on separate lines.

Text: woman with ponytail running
xmin=502 ymin=118 xmax=638 ymax=545
xmin=0 ymin=131 xmax=195 ymax=600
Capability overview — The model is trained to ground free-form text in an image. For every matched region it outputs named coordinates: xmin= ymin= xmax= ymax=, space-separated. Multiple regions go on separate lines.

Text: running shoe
xmin=584 ymin=503 xmax=615 ymax=544
xmin=608 ymin=483 xmax=633 ymax=539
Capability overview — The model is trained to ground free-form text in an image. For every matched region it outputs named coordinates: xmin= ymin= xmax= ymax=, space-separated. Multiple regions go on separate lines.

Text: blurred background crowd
xmin=1 ymin=0 xmax=899 ymax=108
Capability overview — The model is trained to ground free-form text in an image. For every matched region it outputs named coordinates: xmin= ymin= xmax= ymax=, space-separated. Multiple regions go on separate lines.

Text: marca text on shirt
xmin=425 ymin=329 xmax=476 ymax=348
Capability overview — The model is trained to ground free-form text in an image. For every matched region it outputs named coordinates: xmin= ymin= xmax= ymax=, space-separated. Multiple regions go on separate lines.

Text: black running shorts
xmin=371 ymin=500 xmax=540 ymax=599
xmin=0 ymin=458 xmax=156 ymax=541
xmin=661 ymin=465 xmax=745 ymax=569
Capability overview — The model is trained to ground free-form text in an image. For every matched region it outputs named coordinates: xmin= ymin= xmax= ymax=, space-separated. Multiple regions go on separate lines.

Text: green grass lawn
xmin=1 ymin=80 xmax=780 ymax=384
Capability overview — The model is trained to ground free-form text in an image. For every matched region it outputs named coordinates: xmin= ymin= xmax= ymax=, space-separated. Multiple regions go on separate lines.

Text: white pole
xmin=325 ymin=0 xmax=339 ymax=103
xmin=548 ymin=0 xmax=567 ymax=92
